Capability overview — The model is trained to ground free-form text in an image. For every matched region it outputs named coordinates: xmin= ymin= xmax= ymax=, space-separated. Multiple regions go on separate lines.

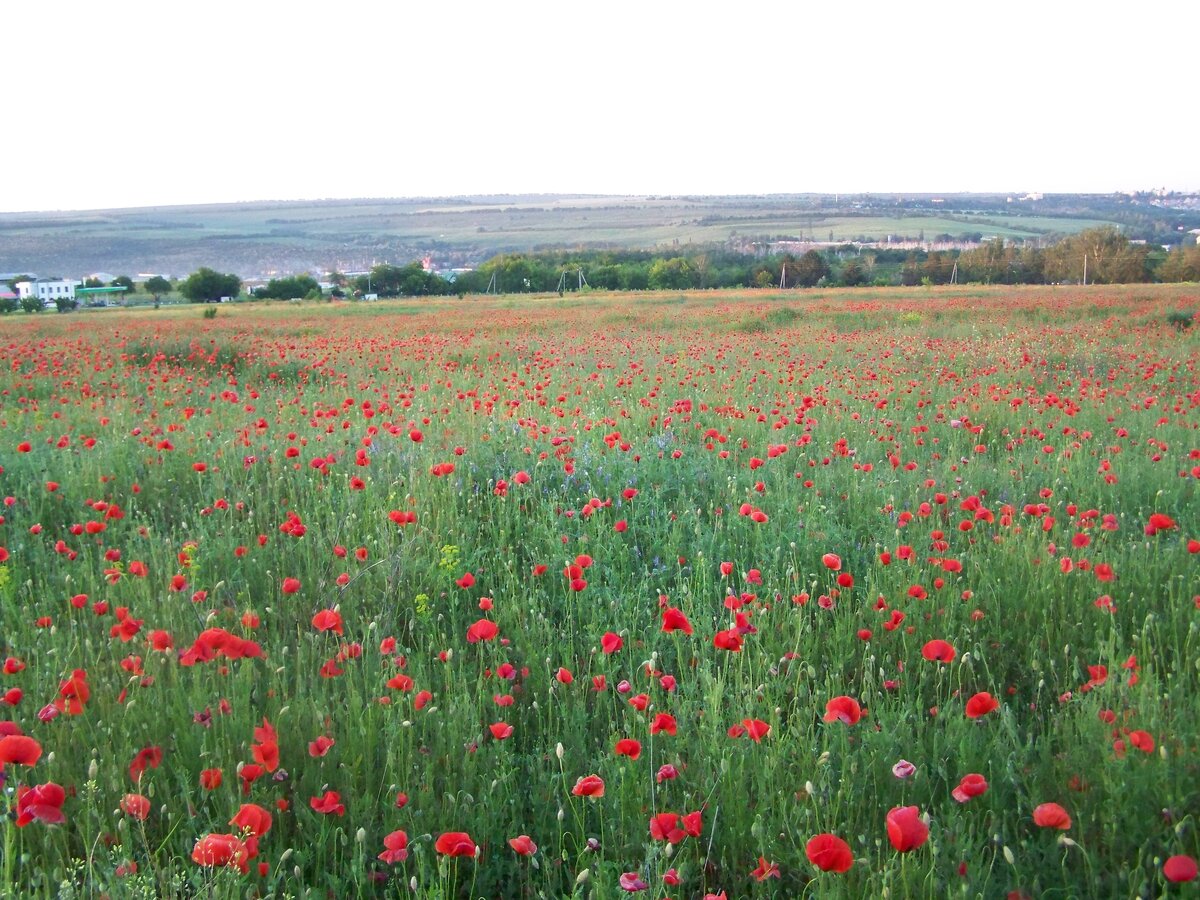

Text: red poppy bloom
xmin=466 ymin=618 xmax=499 ymax=643
xmin=601 ymin=632 xmax=624 ymax=653
xmin=952 ymin=773 xmax=989 ymax=803
xmin=823 ymin=696 xmax=862 ymax=725
xmin=821 ymin=553 xmax=842 ymax=571
xmin=129 ymin=745 xmax=163 ymax=782
xmin=309 ymin=790 xmax=345 ymax=816
xmin=308 ymin=735 xmax=335 ymax=757
xmin=200 ymin=768 xmax=223 ymax=791
xmin=806 ymin=833 xmax=853 ymax=873
xmin=16 ymin=782 xmax=66 ymax=827
xmin=742 ymin=718 xmax=771 ymax=742
xmin=1164 ymin=855 xmax=1198 ymax=883
xmin=571 ymin=774 xmax=605 ymax=797
xmin=489 ymin=722 xmax=513 ymax=740
xmin=886 ymin=805 xmax=929 ymax=852
xmin=379 ymin=830 xmax=409 ymax=864
xmin=615 ymin=738 xmax=642 ymax=760
xmin=230 ymin=803 xmax=272 ymax=836
xmin=281 ymin=577 xmax=301 ymax=594
xmin=0 ymin=734 xmax=42 ymax=766
xmin=192 ymin=833 xmax=250 ymax=874
xmin=311 ymin=609 xmax=344 ymax=635
xmin=650 ymin=713 xmax=677 ymax=736
xmin=751 ymin=856 xmax=781 ymax=880
xmin=434 ymin=831 xmax=476 ymax=857
xmin=921 ymin=639 xmax=956 ymax=663
xmin=508 ymin=834 xmax=537 ymax=856
xmin=650 ymin=812 xmax=686 ymax=843
xmin=1032 ymin=802 xmax=1072 ymax=830
xmin=661 ymin=607 xmax=693 ymax=634
xmin=965 ymin=692 xmax=999 ymax=718
xmin=120 ymin=794 xmax=151 ymax=821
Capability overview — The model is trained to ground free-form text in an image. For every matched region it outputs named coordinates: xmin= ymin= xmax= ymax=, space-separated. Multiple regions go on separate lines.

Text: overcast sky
xmin=5 ymin=1 xmax=1198 ymax=212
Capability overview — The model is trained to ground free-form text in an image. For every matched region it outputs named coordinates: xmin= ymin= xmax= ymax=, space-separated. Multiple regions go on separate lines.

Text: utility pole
xmin=779 ymin=263 xmax=787 ymax=290
xmin=1083 ymin=254 xmax=1087 ymax=286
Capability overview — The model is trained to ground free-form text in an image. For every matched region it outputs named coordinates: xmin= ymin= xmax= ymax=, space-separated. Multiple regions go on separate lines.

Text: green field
xmin=0 ymin=195 xmax=1131 ymax=280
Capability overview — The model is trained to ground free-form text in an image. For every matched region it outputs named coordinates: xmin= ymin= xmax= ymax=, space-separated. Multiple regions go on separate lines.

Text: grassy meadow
xmin=1 ymin=285 xmax=1198 ymax=898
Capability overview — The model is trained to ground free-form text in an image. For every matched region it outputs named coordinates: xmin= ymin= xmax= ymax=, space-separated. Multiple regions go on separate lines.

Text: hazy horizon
xmin=6 ymin=1 xmax=1199 ymax=213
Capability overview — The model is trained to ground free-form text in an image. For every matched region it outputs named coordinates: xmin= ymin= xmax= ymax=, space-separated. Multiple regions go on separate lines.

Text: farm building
xmin=16 ymin=278 xmax=80 ymax=306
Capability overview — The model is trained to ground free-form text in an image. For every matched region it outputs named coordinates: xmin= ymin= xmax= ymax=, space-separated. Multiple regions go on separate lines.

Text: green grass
xmin=0 ymin=285 xmax=1196 ymax=898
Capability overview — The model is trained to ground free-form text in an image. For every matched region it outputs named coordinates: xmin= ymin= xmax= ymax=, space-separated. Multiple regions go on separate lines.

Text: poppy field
xmin=1 ymin=285 xmax=1198 ymax=898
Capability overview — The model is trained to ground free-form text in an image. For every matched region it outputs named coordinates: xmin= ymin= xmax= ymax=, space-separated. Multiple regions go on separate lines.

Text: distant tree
xmin=144 ymin=275 xmax=172 ymax=302
xmin=254 ymin=274 xmax=320 ymax=300
xmin=793 ymin=250 xmax=830 ymax=287
xmin=1158 ymin=243 xmax=1200 ymax=282
xmin=841 ymin=261 xmax=865 ymax=286
xmin=326 ymin=270 xmax=348 ymax=288
xmin=0 ymin=295 xmax=19 ymax=314
xmin=21 ymin=295 xmax=43 ymax=313
xmin=111 ymin=275 xmax=135 ymax=292
xmin=55 ymin=296 xmax=78 ymax=313
xmin=6 ymin=274 xmax=34 ymax=293
xmin=1043 ymin=227 xmax=1149 ymax=284
xmin=179 ymin=267 xmax=241 ymax=303
xmin=84 ymin=277 xmax=104 ymax=288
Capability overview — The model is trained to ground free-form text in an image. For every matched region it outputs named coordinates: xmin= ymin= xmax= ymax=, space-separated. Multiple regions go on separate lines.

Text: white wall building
xmin=16 ymin=279 xmax=79 ymax=305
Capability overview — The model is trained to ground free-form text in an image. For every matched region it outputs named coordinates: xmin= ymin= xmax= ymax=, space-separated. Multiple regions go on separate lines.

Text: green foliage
xmin=1166 ymin=309 xmax=1194 ymax=330
xmin=0 ymin=295 xmax=19 ymax=314
xmin=110 ymin=275 xmax=134 ymax=292
xmin=143 ymin=275 xmax=172 ymax=298
xmin=253 ymin=274 xmax=320 ymax=300
xmin=201 ymin=306 xmax=218 ymax=319
xmin=20 ymin=294 xmax=43 ymax=313
xmin=54 ymin=296 xmax=78 ymax=313
xmin=179 ymin=267 xmax=241 ymax=303
xmin=352 ymin=262 xmax=454 ymax=298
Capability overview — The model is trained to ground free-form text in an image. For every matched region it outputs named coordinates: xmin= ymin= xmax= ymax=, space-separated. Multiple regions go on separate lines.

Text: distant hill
xmin=2 ymin=193 xmax=1195 ymax=278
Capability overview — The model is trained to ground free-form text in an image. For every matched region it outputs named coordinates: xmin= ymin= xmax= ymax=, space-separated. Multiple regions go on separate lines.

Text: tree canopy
xmin=179 ymin=268 xmax=241 ymax=303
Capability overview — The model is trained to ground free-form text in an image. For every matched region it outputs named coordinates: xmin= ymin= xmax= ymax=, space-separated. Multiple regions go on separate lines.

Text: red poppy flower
xmin=281 ymin=577 xmax=301 ymax=594
xmin=615 ymin=738 xmax=642 ymax=760
xmin=434 ymin=831 xmax=476 ymax=857
xmin=952 ymin=773 xmax=989 ymax=803
xmin=571 ymin=774 xmax=605 ymax=797
xmin=821 ymin=553 xmax=842 ymax=571
xmin=806 ymin=833 xmax=853 ymax=873
xmin=650 ymin=713 xmax=677 ymax=736
xmin=120 ymin=794 xmax=151 ymax=821
xmin=823 ymin=696 xmax=862 ymax=725
xmin=16 ymin=782 xmax=66 ymax=827
xmin=200 ymin=768 xmax=223 ymax=791
xmin=309 ymin=790 xmax=345 ymax=816
xmin=619 ymin=872 xmax=649 ymax=892
xmin=230 ymin=803 xmax=272 ymax=836
xmin=192 ymin=833 xmax=249 ymax=874
xmin=508 ymin=834 xmax=537 ymax=856
xmin=751 ymin=856 xmax=781 ymax=880
xmin=311 ymin=609 xmax=344 ymax=635
xmin=308 ymin=735 xmax=335 ymax=757
xmin=466 ymin=618 xmax=499 ymax=643
xmin=0 ymin=734 xmax=42 ymax=766
xmin=921 ymin=639 xmax=956 ymax=663
xmin=1032 ymin=802 xmax=1072 ymax=830
xmin=650 ymin=812 xmax=686 ymax=844
xmin=1164 ymin=855 xmax=1198 ymax=883
xmin=379 ymin=830 xmax=409 ymax=863
xmin=886 ymin=805 xmax=929 ymax=852
xmin=742 ymin=718 xmax=771 ymax=742
xmin=601 ymin=632 xmax=624 ymax=653
xmin=965 ymin=692 xmax=999 ymax=718
xmin=661 ymin=607 xmax=693 ymax=634
xmin=129 ymin=745 xmax=163 ymax=782
xmin=489 ymin=722 xmax=513 ymax=740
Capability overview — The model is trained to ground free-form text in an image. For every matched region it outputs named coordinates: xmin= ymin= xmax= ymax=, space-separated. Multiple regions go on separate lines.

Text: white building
xmin=16 ymin=279 xmax=79 ymax=305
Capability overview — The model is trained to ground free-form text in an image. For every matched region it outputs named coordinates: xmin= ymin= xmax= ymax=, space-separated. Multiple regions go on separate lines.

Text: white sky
xmin=5 ymin=0 xmax=1198 ymax=212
